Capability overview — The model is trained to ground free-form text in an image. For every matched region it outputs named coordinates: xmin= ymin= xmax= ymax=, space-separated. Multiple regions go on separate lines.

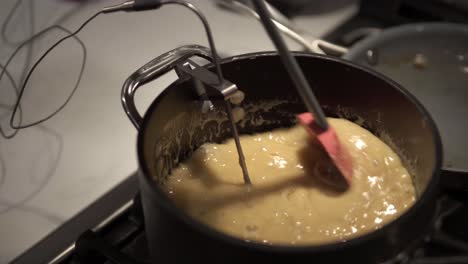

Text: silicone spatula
xmin=251 ymin=0 xmax=353 ymax=186
xmin=296 ymin=112 xmax=353 ymax=186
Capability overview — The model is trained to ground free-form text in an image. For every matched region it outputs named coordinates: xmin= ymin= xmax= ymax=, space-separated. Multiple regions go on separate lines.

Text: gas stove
xmin=12 ymin=1 xmax=468 ymax=263
xmin=63 ymin=197 xmax=468 ymax=264
xmin=16 ymin=179 xmax=468 ymax=264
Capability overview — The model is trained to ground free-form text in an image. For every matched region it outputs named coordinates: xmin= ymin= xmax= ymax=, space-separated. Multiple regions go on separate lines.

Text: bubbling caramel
xmin=164 ymin=118 xmax=415 ymax=245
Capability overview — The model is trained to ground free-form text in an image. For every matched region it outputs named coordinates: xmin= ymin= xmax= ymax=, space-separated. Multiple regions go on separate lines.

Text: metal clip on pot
xmin=122 ymin=44 xmax=252 ymax=184
xmin=176 ymin=60 xmax=238 ymax=100
xmin=122 ymin=45 xmax=212 ymax=129
xmin=121 ymin=45 xmax=238 ymax=129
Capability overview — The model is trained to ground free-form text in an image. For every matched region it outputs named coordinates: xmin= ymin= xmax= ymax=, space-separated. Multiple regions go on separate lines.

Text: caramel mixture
xmin=164 ymin=118 xmax=415 ymax=245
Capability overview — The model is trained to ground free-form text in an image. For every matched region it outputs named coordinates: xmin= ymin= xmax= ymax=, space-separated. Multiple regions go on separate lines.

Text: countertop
xmin=0 ymin=0 xmax=356 ymax=262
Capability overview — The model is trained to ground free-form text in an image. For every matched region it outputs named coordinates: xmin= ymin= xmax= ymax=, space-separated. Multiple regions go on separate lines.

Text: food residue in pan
xmin=413 ymin=53 xmax=428 ymax=69
xmin=461 ymin=66 xmax=468 ymax=74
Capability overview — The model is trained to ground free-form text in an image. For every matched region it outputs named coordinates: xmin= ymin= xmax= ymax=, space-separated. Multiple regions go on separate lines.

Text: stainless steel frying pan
xmin=217 ymin=0 xmax=468 ymax=189
xmin=341 ymin=23 xmax=468 ymax=188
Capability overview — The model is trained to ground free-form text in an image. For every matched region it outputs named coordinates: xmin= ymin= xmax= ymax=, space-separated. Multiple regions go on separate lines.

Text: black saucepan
xmin=122 ymin=45 xmax=442 ymax=264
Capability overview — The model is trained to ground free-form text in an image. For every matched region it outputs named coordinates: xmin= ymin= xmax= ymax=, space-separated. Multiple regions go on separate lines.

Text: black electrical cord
xmin=160 ymin=0 xmax=224 ymax=84
xmin=1 ymin=0 xmax=26 ymax=45
xmin=0 ymin=11 xmax=101 ymax=138
xmin=0 ymin=0 xmax=227 ymax=140
xmin=8 ymin=24 xmax=90 ymax=130
xmin=0 ymin=64 xmax=22 ymax=139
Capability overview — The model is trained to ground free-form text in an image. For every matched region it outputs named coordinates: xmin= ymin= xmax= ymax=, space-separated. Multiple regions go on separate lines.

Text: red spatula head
xmin=297 ymin=112 xmax=353 ymax=187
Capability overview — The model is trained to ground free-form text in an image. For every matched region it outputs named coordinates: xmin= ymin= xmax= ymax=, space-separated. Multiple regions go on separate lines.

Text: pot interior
xmin=141 ymin=53 xmax=439 ymax=208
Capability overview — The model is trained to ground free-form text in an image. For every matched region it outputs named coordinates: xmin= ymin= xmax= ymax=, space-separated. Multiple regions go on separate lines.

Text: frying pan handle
xmin=217 ymin=0 xmax=348 ymax=55
xmin=309 ymin=39 xmax=348 ymax=56
xmin=121 ymin=45 xmax=213 ymax=129
xmin=315 ymin=28 xmax=382 ymax=55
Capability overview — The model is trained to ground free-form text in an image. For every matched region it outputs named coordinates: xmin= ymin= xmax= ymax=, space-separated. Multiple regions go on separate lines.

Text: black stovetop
xmin=65 ymin=193 xmax=468 ymax=264
xmin=13 ymin=1 xmax=468 ymax=263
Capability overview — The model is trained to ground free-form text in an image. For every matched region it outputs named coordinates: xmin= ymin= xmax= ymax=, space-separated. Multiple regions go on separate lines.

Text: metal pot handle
xmin=122 ymin=45 xmax=213 ymax=129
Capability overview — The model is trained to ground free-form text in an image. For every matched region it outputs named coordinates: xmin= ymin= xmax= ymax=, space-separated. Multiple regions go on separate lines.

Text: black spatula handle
xmin=251 ymin=0 xmax=329 ymax=131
